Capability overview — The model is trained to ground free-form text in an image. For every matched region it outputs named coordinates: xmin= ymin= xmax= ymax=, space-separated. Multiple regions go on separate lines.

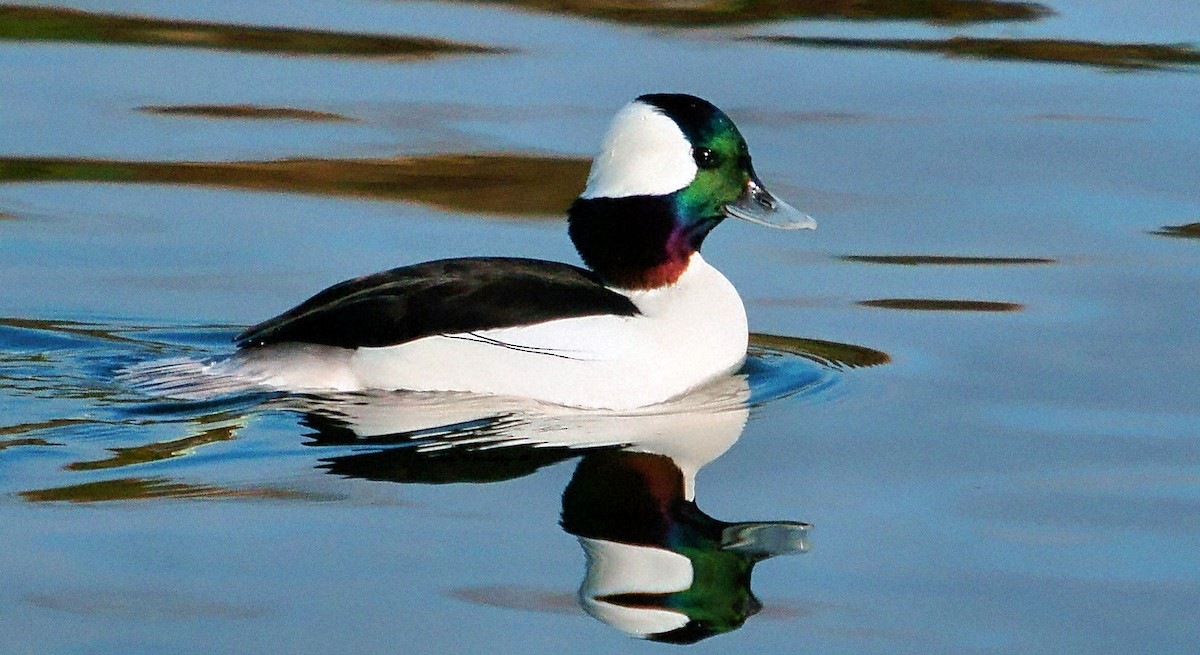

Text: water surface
xmin=2 ymin=0 xmax=1198 ymax=653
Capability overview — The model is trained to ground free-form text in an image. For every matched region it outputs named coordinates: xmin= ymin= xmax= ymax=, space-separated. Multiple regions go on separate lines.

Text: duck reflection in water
xmin=564 ymin=447 xmax=809 ymax=643
xmin=297 ymin=373 xmax=811 ymax=643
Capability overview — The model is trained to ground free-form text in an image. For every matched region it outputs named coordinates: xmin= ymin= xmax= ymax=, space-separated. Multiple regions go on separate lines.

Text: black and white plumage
xmin=234 ymin=258 xmax=639 ymax=349
xmin=137 ymin=94 xmax=813 ymax=409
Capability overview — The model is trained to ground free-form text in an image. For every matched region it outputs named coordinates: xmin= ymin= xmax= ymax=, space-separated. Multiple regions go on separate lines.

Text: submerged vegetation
xmin=0 ymin=5 xmax=506 ymax=58
xmin=749 ymin=35 xmax=1200 ymax=70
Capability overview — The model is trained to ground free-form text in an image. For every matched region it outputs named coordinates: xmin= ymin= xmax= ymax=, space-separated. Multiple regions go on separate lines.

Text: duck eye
xmin=693 ymin=147 xmax=721 ymax=170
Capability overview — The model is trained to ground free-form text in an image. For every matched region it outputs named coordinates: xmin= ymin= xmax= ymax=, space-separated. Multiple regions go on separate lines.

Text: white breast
xmin=346 ymin=253 xmax=749 ymax=409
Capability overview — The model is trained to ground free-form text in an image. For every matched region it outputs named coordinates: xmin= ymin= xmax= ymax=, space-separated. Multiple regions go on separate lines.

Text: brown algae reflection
xmin=748 ymin=35 xmax=1200 ymax=71
xmin=139 ymin=105 xmax=357 ymax=122
xmin=859 ymin=298 xmax=1024 ymax=312
xmin=749 ymin=333 xmax=890 ymax=369
xmin=453 ymin=0 xmax=1050 ymax=26
xmin=1151 ymin=223 xmax=1200 ymax=239
xmin=0 ymin=154 xmax=590 ymax=218
xmin=65 ymin=424 xmax=238 ymax=471
xmin=16 ymin=477 xmax=318 ymax=503
xmin=0 ymin=5 xmax=506 ymax=59
xmin=841 ymin=254 xmax=1056 ymax=266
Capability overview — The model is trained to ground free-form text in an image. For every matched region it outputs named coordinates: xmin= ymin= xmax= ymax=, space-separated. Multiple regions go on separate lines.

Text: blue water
xmin=0 ymin=316 xmax=840 ymax=650
xmin=2 ymin=0 xmax=1199 ymax=653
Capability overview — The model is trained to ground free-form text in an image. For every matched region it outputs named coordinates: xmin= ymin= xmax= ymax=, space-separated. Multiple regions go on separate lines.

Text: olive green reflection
xmin=0 ymin=154 xmax=590 ymax=218
xmin=140 ymin=105 xmax=355 ymax=122
xmin=749 ymin=35 xmax=1200 ymax=70
xmin=1 ymin=418 xmax=102 ymax=438
xmin=749 ymin=333 xmax=890 ymax=368
xmin=0 ymin=317 xmax=155 ymax=346
xmin=0 ymin=437 xmax=54 ymax=450
xmin=0 ymin=5 xmax=505 ymax=58
xmin=859 ymin=298 xmax=1023 ymax=312
xmin=841 ymin=255 xmax=1055 ymax=266
xmin=19 ymin=477 xmax=320 ymax=502
xmin=67 ymin=425 xmax=237 ymax=471
xmin=1151 ymin=223 xmax=1200 ymax=239
xmin=449 ymin=0 xmax=1048 ymax=26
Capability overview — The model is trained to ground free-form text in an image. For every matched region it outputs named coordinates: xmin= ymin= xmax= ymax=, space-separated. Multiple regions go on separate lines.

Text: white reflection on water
xmin=293 ymin=372 xmax=811 ymax=643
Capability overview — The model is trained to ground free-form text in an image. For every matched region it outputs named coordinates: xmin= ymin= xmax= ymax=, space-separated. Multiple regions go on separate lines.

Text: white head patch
xmin=580 ymin=100 xmax=698 ymax=200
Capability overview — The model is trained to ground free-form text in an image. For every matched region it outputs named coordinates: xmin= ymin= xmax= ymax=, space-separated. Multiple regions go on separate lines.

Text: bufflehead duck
xmin=232 ymin=94 xmax=814 ymax=409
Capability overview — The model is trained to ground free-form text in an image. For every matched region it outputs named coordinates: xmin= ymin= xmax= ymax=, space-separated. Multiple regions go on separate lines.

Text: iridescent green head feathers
xmin=569 ymin=94 xmax=814 ymax=289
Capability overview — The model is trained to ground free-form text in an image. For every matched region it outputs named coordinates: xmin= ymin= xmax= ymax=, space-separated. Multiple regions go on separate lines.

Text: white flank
xmin=128 ymin=255 xmax=748 ymax=410
xmin=119 ymin=343 xmax=359 ymax=399
xmin=348 ymin=253 xmax=748 ymax=409
xmin=580 ymin=100 xmax=698 ymax=199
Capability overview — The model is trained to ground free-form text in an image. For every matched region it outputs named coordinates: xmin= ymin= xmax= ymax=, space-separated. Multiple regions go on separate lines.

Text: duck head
xmin=569 ymin=93 xmax=814 ymax=290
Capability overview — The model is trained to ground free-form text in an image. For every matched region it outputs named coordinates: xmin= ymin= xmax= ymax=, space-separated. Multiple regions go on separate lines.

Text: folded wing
xmin=235 ymin=257 xmax=640 ymax=349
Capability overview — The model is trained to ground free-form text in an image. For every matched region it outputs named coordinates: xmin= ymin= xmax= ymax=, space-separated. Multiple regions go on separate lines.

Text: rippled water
xmin=1 ymin=316 xmax=860 ymax=646
xmin=1 ymin=319 xmax=854 ymax=504
xmin=2 ymin=0 xmax=1199 ymax=653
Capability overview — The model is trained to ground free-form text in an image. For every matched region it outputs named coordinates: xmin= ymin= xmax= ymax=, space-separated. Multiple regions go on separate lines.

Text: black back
xmin=235 ymin=257 xmax=640 ymax=349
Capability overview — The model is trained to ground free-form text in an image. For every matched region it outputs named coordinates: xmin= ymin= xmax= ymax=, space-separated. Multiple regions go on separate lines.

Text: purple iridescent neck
xmin=567 ymin=194 xmax=722 ymax=290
